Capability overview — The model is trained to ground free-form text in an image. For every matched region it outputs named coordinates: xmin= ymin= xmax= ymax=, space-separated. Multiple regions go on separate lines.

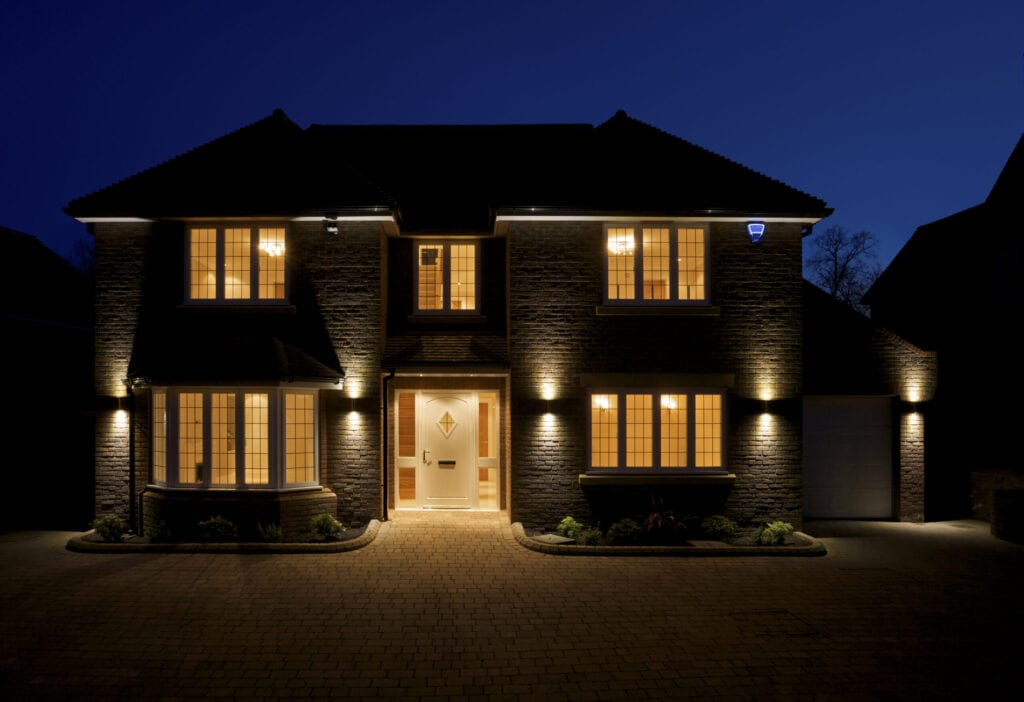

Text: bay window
xmin=588 ymin=390 xmax=724 ymax=471
xmin=150 ymin=388 xmax=317 ymax=489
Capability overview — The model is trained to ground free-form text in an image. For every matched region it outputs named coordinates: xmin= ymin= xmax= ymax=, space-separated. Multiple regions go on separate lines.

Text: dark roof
xmin=67 ymin=110 xmax=830 ymax=229
xmin=65 ymin=110 xmax=393 ymax=219
xmin=0 ymin=225 xmax=91 ymax=325
xmin=864 ymin=130 xmax=1024 ymax=307
xmin=382 ymin=333 xmax=509 ymax=371
xmin=129 ymin=334 xmax=343 ymax=385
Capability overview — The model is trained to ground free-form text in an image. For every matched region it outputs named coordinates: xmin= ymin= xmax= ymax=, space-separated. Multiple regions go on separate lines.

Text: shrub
xmin=147 ymin=520 xmax=172 ymax=543
xmin=92 ymin=514 xmax=126 ymax=543
xmin=257 ymin=522 xmax=282 ymax=542
xmin=643 ymin=503 xmax=687 ymax=545
xmin=700 ymin=514 xmax=738 ymax=541
xmin=556 ymin=516 xmax=586 ymax=539
xmin=198 ymin=515 xmax=237 ymax=541
xmin=752 ymin=520 xmax=795 ymax=545
xmin=576 ymin=527 xmax=603 ymax=546
xmin=605 ymin=518 xmax=643 ymax=545
xmin=310 ymin=513 xmax=345 ymax=540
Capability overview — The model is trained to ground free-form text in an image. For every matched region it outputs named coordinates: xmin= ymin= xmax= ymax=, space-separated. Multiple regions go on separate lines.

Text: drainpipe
xmin=126 ymin=380 xmax=137 ymax=533
xmin=381 ymin=368 xmax=396 ymax=522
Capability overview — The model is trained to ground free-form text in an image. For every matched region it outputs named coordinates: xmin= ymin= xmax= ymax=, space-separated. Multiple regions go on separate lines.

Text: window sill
xmin=407 ymin=313 xmax=487 ymax=324
xmin=596 ymin=305 xmax=720 ymax=317
xmin=177 ymin=303 xmax=296 ymax=315
xmin=578 ymin=473 xmax=735 ymax=487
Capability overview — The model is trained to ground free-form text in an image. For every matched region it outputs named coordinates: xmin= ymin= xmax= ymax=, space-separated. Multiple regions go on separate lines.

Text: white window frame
xmin=185 ymin=224 xmax=289 ymax=304
xmin=603 ymin=223 xmax=709 ymax=305
xmin=149 ymin=387 xmax=318 ymax=490
xmin=586 ymin=389 xmax=726 ymax=472
xmin=413 ymin=239 xmax=481 ymax=314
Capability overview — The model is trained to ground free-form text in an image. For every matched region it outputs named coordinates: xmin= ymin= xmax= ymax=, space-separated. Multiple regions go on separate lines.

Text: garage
xmin=803 ymin=396 xmax=894 ymax=519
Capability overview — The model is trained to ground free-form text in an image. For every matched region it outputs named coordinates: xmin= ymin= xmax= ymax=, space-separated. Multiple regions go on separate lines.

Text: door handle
xmin=422 ymin=449 xmax=431 ymax=464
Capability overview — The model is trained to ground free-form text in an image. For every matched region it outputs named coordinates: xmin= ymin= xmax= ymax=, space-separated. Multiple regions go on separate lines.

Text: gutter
xmin=380 ymin=368 xmax=396 ymax=522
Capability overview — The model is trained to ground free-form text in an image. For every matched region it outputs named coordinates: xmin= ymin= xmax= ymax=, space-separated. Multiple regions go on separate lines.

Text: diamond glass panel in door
xmin=417 ymin=244 xmax=443 ymax=310
xmin=285 ymin=392 xmax=315 ymax=484
xmin=210 ymin=393 xmax=236 ymax=485
xmin=625 ymin=394 xmax=653 ymax=467
xmin=659 ymin=394 xmax=687 ymax=468
xmin=694 ymin=393 xmax=722 ymax=468
xmin=178 ymin=392 xmax=204 ymax=484
xmin=449 ymin=244 xmax=476 ymax=310
xmin=244 ymin=393 xmax=269 ymax=485
xmin=223 ymin=228 xmax=251 ymax=299
xmin=677 ymin=227 xmax=706 ymax=301
xmin=642 ymin=227 xmax=670 ymax=300
xmin=477 ymin=391 xmax=499 ymax=509
xmin=591 ymin=394 xmax=618 ymax=467
xmin=257 ymin=227 xmax=286 ymax=299
xmin=189 ymin=228 xmax=217 ymax=299
xmin=607 ymin=227 xmax=636 ymax=300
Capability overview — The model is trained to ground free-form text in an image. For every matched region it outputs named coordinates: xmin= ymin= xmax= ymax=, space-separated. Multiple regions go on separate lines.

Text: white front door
xmin=419 ymin=392 xmax=476 ymax=508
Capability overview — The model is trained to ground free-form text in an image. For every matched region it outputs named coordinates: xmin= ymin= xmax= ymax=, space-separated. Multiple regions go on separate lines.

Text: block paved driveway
xmin=2 ymin=512 xmax=1023 ymax=700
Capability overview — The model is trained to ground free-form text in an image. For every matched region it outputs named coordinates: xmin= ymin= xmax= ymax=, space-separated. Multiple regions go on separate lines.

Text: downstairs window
xmin=588 ymin=390 xmax=724 ymax=471
xmin=150 ymin=387 xmax=317 ymax=489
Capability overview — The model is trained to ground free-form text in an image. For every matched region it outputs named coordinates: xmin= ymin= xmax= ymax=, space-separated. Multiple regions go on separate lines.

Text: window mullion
xmin=167 ymin=391 xmax=179 ymax=487
xmin=202 ymin=392 xmax=212 ymax=486
xmin=270 ymin=389 xmax=282 ymax=488
xmin=632 ymin=229 xmax=642 ymax=301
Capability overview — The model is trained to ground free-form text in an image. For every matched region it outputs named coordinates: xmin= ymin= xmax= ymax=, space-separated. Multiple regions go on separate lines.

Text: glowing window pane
xmin=677 ymin=228 xmax=706 ymax=301
xmin=258 ymin=228 xmax=286 ymax=299
xmin=450 ymin=244 xmax=476 ymax=310
xmin=642 ymin=228 xmax=670 ymax=300
xmin=223 ymin=228 xmax=251 ymax=299
xmin=398 ymin=392 xmax=416 ymax=458
xmin=210 ymin=393 xmax=236 ymax=485
xmin=189 ymin=228 xmax=217 ymax=300
xmin=417 ymin=244 xmax=444 ymax=310
xmin=659 ymin=394 xmax=687 ymax=468
xmin=625 ymin=394 xmax=653 ymax=467
xmin=591 ymin=394 xmax=618 ymax=467
xmin=178 ymin=393 xmax=204 ymax=484
xmin=285 ymin=392 xmax=315 ymax=484
xmin=607 ymin=228 xmax=636 ymax=300
xmin=244 ymin=393 xmax=268 ymax=485
xmin=152 ymin=391 xmax=167 ymax=483
xmin=694 ymin=393 xmax=722 ymax=467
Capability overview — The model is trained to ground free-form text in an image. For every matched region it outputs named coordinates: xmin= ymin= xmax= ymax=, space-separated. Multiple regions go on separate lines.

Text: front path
xmin=1 ymin=514 xmax=1022 ymax=700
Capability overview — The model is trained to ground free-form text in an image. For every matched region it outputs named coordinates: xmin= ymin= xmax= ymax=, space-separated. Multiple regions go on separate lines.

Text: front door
xmin=419 ymin=392 xmax=476 ymax=508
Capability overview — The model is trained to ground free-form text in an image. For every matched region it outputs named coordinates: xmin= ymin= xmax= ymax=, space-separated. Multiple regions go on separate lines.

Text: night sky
xmin=3 ymin=0 xmax=1022 ymax=271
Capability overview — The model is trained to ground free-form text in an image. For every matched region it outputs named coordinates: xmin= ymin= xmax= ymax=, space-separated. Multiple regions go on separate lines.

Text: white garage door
xmin=803 ymin=396 xmax=893 ymax=519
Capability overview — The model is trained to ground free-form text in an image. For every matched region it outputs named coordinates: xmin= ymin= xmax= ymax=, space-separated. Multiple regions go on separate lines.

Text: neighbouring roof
xmin=864 ymin=129 xmax=1023 ymax=308
xmin=66 ymin=110 xmax=831 ymax=230
xmin=0 ymin=225 xmax=91 ymax=325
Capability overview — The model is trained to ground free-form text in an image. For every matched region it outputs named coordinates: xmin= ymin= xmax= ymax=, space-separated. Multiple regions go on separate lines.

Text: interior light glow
xmin=258 ymin=241 xmax=285 ymax=257
xmin=660 ymin=395 xmax=677 ymax=410
xmin=593 ymin=394 xmax=610 ymax=410
xmin=607 ymin=238 xmax=635 ymax=255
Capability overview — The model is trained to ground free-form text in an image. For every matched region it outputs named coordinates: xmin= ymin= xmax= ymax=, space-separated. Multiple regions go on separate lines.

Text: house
xmin=864 ymin=132 xmax=1024 ymax=520
xmin=0 ymin=226 xmax=93 ymax=529
xmin=65 ymin=109 xmax=933 ymax=539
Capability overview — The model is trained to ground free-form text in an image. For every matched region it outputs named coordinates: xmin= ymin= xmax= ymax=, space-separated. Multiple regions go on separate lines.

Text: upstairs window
xmin=588 ymin=390 xmax=724 ymax=471
xmin=415 ymin=241 xmax=478 ymax=313
xmin=187 ymin=225 xmax=287 ymax=302
xmin=605 ymin=225 xmax=707 ymax=304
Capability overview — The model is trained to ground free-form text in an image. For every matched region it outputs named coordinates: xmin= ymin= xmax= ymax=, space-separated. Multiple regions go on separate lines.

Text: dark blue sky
xmin=3 ymin=0 xmax=1022 ymax=271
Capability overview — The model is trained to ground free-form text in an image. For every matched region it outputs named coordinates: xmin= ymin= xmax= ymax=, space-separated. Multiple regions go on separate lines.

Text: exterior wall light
xmin=324 ymin=218 xmax=339 ymax=235
xmin=747 ymin=222 xmax=765 ymax=243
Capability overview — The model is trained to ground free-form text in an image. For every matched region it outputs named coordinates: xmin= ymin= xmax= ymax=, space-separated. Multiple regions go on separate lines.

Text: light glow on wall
xmin=541 ymin=381 xmax=556 ymax=401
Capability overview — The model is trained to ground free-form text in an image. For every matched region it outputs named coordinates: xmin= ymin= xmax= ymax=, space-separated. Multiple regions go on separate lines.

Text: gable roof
xmin=67 ymin=109 xmax=831 ymax=229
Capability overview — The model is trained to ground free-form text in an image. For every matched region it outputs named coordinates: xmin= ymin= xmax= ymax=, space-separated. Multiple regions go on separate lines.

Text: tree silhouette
xmin=805 ymin=225 xmax=880 ymax=315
